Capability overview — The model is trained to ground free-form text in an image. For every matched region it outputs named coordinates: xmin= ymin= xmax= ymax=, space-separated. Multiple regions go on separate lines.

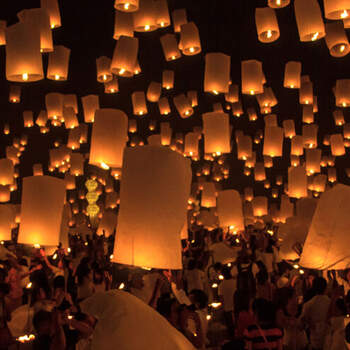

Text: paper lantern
xmin=96 ymin=56 xmax=112 ymax=83
xmin=82 ymin=95 xmax=99 ymax=123
xmin=115 ymin=0 xmax=139 ymax=12
xmin=324 ymin=0 xmax=350 ymax=19
xmin=284 ymin=61 xmax=301 ymax=89
xmin=187 ymin=90 xmax=198 ymax=107
xmin=160 ymin=34 xmax=182 ymax=61
xmin=128 ymin=119 xmax=137 ymax=133
xmin=0 ymin=205 xmax=14 ymax=241
xmin=291 ymin=135 xmax=304 ymax=156
xmin=264 ymin=114 xmax=277 ymax=127
xmin=63 ymin=107 xmax=78 ymax=129
xmin=313 ymin=174 xmax=327 ymax=193
xmin=146 ymin=82 xmax=161 ymax=102
xmin=5 ymin=22 xmax=43 ymax=82
xmin=335 ymin=79 xmax=350 ymax=107
xmin=90 ymin=109 xmax=128 ymax=169
xmin=237 ymin=135 xmax=252 ymax=160
xmin=132 ymin=91 xmax=148 ymax=116
xmin=328 ymin=167 xmax=337 ymax=183
xmin=225 ymin=84 xmax=239 ymax=103
xmin=330 ymin=134 xmax=346 ymax=156
xmin=111 ymin=36 xmax=138 ymax=77
xmin=6 ymin=147 xmax=19 ymax=165
xmin=201 ymin=182 xmax=217 ymax=208
xmin=157 ymin=97 xmax=171 ymax=116
xmin=179 ymin=22 xmax=201 ymax=55
xmin=160 ymin=122 xmax=172 ymax=146
xmin=155 ymin=0 xmax=170 ymax=27
xmin=263 ymin=126 xmax=283 ymax=157
xmin=244 ymin=187 xmax=254 ymax=202
xmin=133 ymin=0 xmax=157 ymax=32
xmin=104 ymin=78 xmax=119 ymax=94
xmin=23 ymin=111 xmax=34 ymax=128
xmin=288 ymin=166 xmax=308 ymax=198
xmin=252 ymin=196 xmax=268 ymax=217
xmin=105 ymin=192 xmax=119 ymax=209
xmin=263 ymin=155 xmax=273 ymax=168
xmin=33 ymin=164 xmax=43 ymax=176
xmin=305 ymin=148 xmax=321 ymax=175
xmin=19 ymin=176 xmax=65 ymax=246
xmin=0 ymin=20 xmax=6 ymax=45
xmin=67 ymin=128 xmax=81 ymax=150
xmin=245 ymin=152 xmax=256 ymax=168
xmin=241 ymin=60 xmax=264 ymax=95
xmin=254 ymin=162 xmax=266 ymax=181
xmin=282 ymin=119 xmax=296 ymax=139
xmin=204 ymin=53 xmax=230 ymax=94
xmin=0 ymin=159 xmax=14 ymax=186
xmin=172 ymin=8 xmax=187 ymax=32
xmin=114 ymin=11 xmax=134 ymax=39
xmin=217 ymin=190 xmax=244 ymax=232
xmin=343 ymin=123 xmax=350 ymax=139
xmin=247 ymin=107 xmax=258 ymax=122
xmin=112 ymin=146 xmax=191 ymax=269
xmin=232 ymin=101 xmax=243 ymax=117
xmin=173 ymin=94 xmax=193 ymax=118
xmin=0 ymin=186 xmax=10 ymax=203
xmin=45 ymin=92 xmax=64 ymax=121
xmin=184 ymin=132 xmax=199 ymax=158
xmin=294 ymin=0 xmax=325 ymax=42
xmin=17 ymin=8 xmax=53 ymax=53
xmin=41 ymin=0 xmax=61 ymax=28
xmin=268 ymin=0 xmax=290 ymax=8
xmin=302 ymin=105 xmax=314 ymax=124
xmin=279 ymin=195 xmax=293 ymax=223
xmin=9 ymin=85 xmax=21 ymax=104
xmin=64 ymin=174 xmax=76 ymax=190
xmin=255 ymin=7 xmax=280 ymax=43
xmin=70 ymin=153 xmax=84 ymax=176
xmin=63 ymin=94 xmax=78 ymax=114
xmin=299 ymin=81 xmax=313 ymax=105
xmin=325 ymin=22 xmax=350 ymax=57
xmin=334 ymin=110 xmax=345 ymax=127
xmin=162 ymin=70 xmax=174 ymax=90
xmin=302 ymin=124 xmax=318 ymax=148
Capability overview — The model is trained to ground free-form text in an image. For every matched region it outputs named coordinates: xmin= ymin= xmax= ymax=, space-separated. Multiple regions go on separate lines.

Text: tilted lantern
xmin=104 ymin=78 xmax=119 ymax=94
xmin=255 ymin=7 xmax=280 ymax=43
xmin=132 ymin=91 xmax=148 ymax=116
xmin=81 ymin=95 xmax=99 ymax=123
xmin=173 ymin=94 xmax=193 ymax=118
xmin=111 ymin=36 xmax=138 ymax=77
xmin=114 ymin=11 xmax=134 ymax=39
xmin=324 ymin=0 xmax=350 ymax=19
xmin=325 ymin=22 xmax=350 ymax=57
xmin=179 ymin=22 xmax=201 ymax=55
xmin=147 ymin=82 xmax=162 ymax=102
xmin=160 ymin=34 xmax=182 ymax=61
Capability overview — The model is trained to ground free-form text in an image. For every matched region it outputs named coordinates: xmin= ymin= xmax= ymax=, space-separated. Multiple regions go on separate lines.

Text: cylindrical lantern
xmin=255 ymin=7 xmax=280 ymax=43
xmin=0 ymin=20 xmax=6 ymax=45
xmin=0 ymin=205 xmax=14 ymax=241
xmin=160 ymin=34 xmax=182 ymax=61
xmin=204 ymin=53 xmax=230 ymax=94
xmin=128 ymin=119 xmax=137 ymax=133
xmin=255 ymin=162 xmax=266 ymax=181
xmin=147 ymin=81 xmax=161 ymax=102
xmin=63 ymin=107 xmax=79 ymax=129
xmin=284 ymin=61 xmax=301 ymax=89
xmin=291 ymin=135 xmax=304 ymax=156
xmin=0 ymin=186 xmax=10 ymax=203
xmin=302 ymin=124 xmax=318 ymax=149
xmin=132 ymin=0 xmax=157 ymax=32
xmin=173 ymin=94 xmax=193 ymax=118
xmin=9 ymin=85 xmax=21 ymax=103
xmin=81 ymin=95 xmax=99 ymax=123
xmin=115 ymin=0 xmax=139 ymax=12
xmin=172 ymin=8 xmax=187 ymax=32
xmin=241 ymin=60 xmax=264 ymax=95
xmin=33 ymin=164 xmax=43 ymax=176
xmin=263 ymin=126 xmax=284 ymax=157
xmin=313 ymin=174 xmax=327 ymax=192
xmin=334 ymin=110 xmax=345 ymax=126
xmin=237 ymin=135 xmax=252 ymax=160
xmin=201 ymin=182 xmax=217 ymax=208
xmin=90 ymin=109 xmax=128 ymax=169
xmin=288 ymin=166 xmax=308 ymax=198
xmin=19 ymin=176 xmax=66 ymax=246
xmin=264 ymin=155 xmax=273 ymax=168
xmin=23 ymin=111 xmax=34 ymax=128
xmin=343 ymin=123 xmax=350 ymax=139
xmin=70 ymin=153 xmax=84 ymax=176
xmin=111 ymin=35 xmax=138 ymax=77
xmin=96 ymin=56 xmax=112 ymax=83
xmin=0 ymin=159 xmax=14 ymax=186
xmin=325 ymin=22 xmax=350 ymax=57
xmin=45 ymin=93 xmax=64 ymax=121
xmin=324 ymin=0 xmax=350 ymax=19
xmin=302 ymin=105 xmax=314 ymax=124
xmin=268 ymin=0 xmax=290 ymax=8
xmin=225 ymin=84 xmax=239 ymax=103
xmin=187 ymin=90 xmax=198 ymax=107
xmin=294 ymin=0 xmax=325 ymax=42
xmin=160 ymin=122 xmax=172 ymax=146
xmin=179 ymin=22 xmax=201 ymax=55
xmin=283 ymin=119 xmax=296 ymax=139
xmin=155 ymin=0 xmax=170 ymax=27
xmin=114 ymin=11 xmax=134 ymax=39
xmin=184 ymin=132 xmax=199 ymax=157
xmin=328 ymin=167 xmax=337 ymax=183
xmin=41 ymin=0 xmax=61 ymax=28
xmin=104 ymin=78 xmax=119 ymax=94
xmin=162 ymin=70 xmax=174 ymax=90
xmin=252 ymin=196 xmax=268 ymax=217
xmin=63 ymin=94 xmax=78 ymax=114
xmin=330 ymin=134 xmax=346 ymax=156
xmin=65 ymin=174 xmax=76 ymax=190
xmin=112 ymin=146 xmax=191 ymax=269
xmin=299 ymin=81 xmax=313 ymax=105
xmin=132 ymin=91 xmax=148 ymax=115
xmin=244 ymin=187 xmax=254 ymax=202
xmin=248 ymin=107 xmax=258 ymax=121
xmin=67 ymin=128 xmax=80 ymax=150
xmin=306 ymin=148 xmax=321 ymax=175
xmin=245 ymin=151 xmax=256 ymax=168
xmin=6 ymin=22 xmax=43 ymax=82
xmin=335 ymin=79 xmax=350 ymax=107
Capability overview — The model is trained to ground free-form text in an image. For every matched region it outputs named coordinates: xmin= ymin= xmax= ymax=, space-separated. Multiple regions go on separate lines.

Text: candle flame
xmin=22 ymin=73 xmax=28 ymax=81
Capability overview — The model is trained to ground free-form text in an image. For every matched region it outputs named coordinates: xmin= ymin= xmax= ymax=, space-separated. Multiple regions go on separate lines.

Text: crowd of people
xmin=0 ymin=226 xmax=350 ymax=350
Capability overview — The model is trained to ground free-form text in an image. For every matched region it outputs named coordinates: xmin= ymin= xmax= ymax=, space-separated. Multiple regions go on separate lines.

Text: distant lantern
xmin=255 ymin=162 xmax=266 ymax=181
xmin=23 ymin=111 xmax=34 ymax=128
xmin=202 ymin=112 xmax=231 ymax=155
xmin=41 ymin=0 xmax=61 ymax=28
xmin=63 ymin=94 xmax=78 ymax=114
xmin=147 ymin=82 xmax=162 ymax=102
xmin=0 ymin=186 xmax=10 ymax=203
xmin=225 ymin=84 xmax=239 ymax=103
xmin=335 ymin=79 xmax=350 ymax=107
xmin=283 ymin=120 xmax=296 ymax=139
xmin=33 ymin=164 xmax=43 ymax=176
xmin=302 ymin=124 xmax=318 ymax=149
xmin=160 ymin=34 xmax=182 ymax=61
xmin=187 ymin=90 xmax=198 ymax=107
xmin=105 ymin=192 xmax=119 ymax=209
xmin=96 ymin=56 xmax=112 ymax=83
xmin=0 ymin=205 xmax=14 ymax=241
xmin=112 ymin=146 xmax=191 ymax=269
xmin=160 ymin=122 xmax=172 ymax=146
xmin=255 ymin=7 xmax=280 ymax=43
xmin=268 ymin=0 xmax=290 ymax=8
xmin=128 ymin=119 xmax=137 ymax=134
xmin=330 ymin=134 xmax=346 ymax=156
xmin=252 ymin=196 xmax=268 ymax=217
xmin=290 ymin=154 xmax=300 ymax=167
xmin=284 ymin=61 xmax=301 ymax=89
xmin=299 ymin=81 xmax=313 ymax=105
xmin=162 ymin=70 xmax=174 ymax=90
xmin=184 ymin=132 xmax=199 ymax=158
xmin=133 ymin=0 xmax=157 ymax=32
xmin=248 ymin=107 xmax=258 ymax=121
xmin=65 ymin=174 xmax=76 ymax=190
xmin=0 ymin=20 xmax=6 ymax=45
xmin=173 ymin=94 xmax=193 ymax=118
xmin=313 ymin=174 xmax=327 ymax=192
xmin=67 ymin=128 xmax=80 ymax=149
xmin=158 ymin=97 xmax=171 ymax=115
xmin=204 ymin=53 xmax=230 ymax=94
xmin=45 ymin=93 xmax=64 ymax=121
xmin=104 ymin=78 xmax=119 ymax=94
xmin=114 ymin=11 xmax=134 ymax=39
xmin=241 ymin=60 xmax=264 ymax=95
xmin=263 ymin=126 xmax=283 ymax=157
xmin=328 ymin=167 xmax=337 ymax=182
xmin=288 ymin=166 xmax=308 ymax=198
xmin=70 ymin=153 xmax=84 ymax=176
xmin=90 ymin=109 xmax=128 ymax=169
xmin=245 ymin=151 xmax=256 ymax=168
xmin=325 ymin=22 xmax=350 ymax=57
xmin=132 ymin=91 xmax=148 ymax=116
xmin=9 ymin=85 xmax=21 ymax=104
xmin=82 ymin=95 xmax=99 ymax=123
xmin=237 ymin=135 xmax=252 ymax=160
xmin=172 ymin=8 xmax=187 ymax=32
xmin=302 ymin=105 xmax=314 ymax=124
xmin=343 ymin=123 xmax=350 ymax=138
xmin=6 ymin=22 xmax=43 ymax=82
xmin=179 ymin=22 xmax=201 ymax=55
xmin=0 ymin=159 xmax=14 ymax=186
xmin=244 ymin=187 xmax=254 ymax=202
xmin=280 ymin=195 xmax=294 ymax=223
xmin=155 ymin=0 xmax=170 ymax=27
xmin=63 ymin=107 xmax=78 ymax=129
xmin=305 ymin=148 xmax=321 ymax=175
xmin=324 ymin=0 xmax=350 ymax=19
xmin=334 ymin=110 xmax=345 ymax=126
xmin=294 ymin=0 xmax=325 ymax=42
xmin=232 ymin=101 xmax=244 ymax=117
xmin=19 ymin=176 xmax=65 ymax=246
xmin=264 ymin=114 xmax=278 ymax=127
xmin=291 ymin=135 xmax=304 ymax=155
xmin=111 ymin=36 xmax=138 ymax=77
xmin=201 ymin=182 xmax=217 ymax=208
xmin=115 ymin=0 xmax=139 ymax=12
xmin=264 ymin=155 xmax=273 ymax=168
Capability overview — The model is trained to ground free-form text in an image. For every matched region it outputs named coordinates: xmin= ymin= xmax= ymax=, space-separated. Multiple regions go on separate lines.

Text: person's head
xmin=189 ymin=289 xmax=208 ymax=310
xmin=33 ymin=310 xmax=52 ymax=336
xmin=53 ymin=276 xmax=65 ymax=291
xmin=313 ymin=277 xmax=327 ymax=295
xmin=221 ymin=266 xmax=232 ymax=280
xmin=253 ymin=298 xmax=276 ymax=326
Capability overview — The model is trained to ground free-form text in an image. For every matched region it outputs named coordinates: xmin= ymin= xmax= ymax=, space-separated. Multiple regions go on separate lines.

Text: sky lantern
xmin=299 ymin=80 xmax=313 ymax=105
xmin=104 ymin=78 xmax=119 ymax=94
xmin=245 ymin=151 xmax=256 ymax=168
xmin=204 ymin=53 xmax=230 ymax=94
xmin=279 ymin=194 xmax=293 ymax=223
xmin=0 ymin=159 xmax=14 ymax=186
xmin=244 ymin=187 xmax=254 ymax=202
xmin=237 ymin=135 xmax=252 ymax=160
xmin=202 ymin=112 xmax=231 ymax=155
xmin=41 ymin=0 xmax=61 ymax=28
xmin=114 ymin=11 xmax=134 ymax=39
xmin=268 ymin=0 xmax=290 ymax=9
xmin=115 ymin=0 xmax=139 ymax=12
xmin=90 ymin=109 xmax=128 ymax=170
xmin=252 ymin=196 xmax=268 ymax=217
xmin=112 ymin=146 xmax=191 ymax=269
xmin=6 ymin=22 xmax=43 ymax=82
xmin=343 ymin=123 xmax=350 ymax=138
xmin=133 ymin=0 xmax=157 ymax=32
xmin=67 ymin=128 xmax=81 ymax=149
xmin=132 ymin=91 xmax=148 ymax=116
xmin=23 ymin=111 xmax=34 ymax=128
xmin=128 ymin=119 xmax=137 ymax=133
xmin=302 ymin=124 xmax=318 ymax=149
xmin=284 ymin=61 xmax=301 ymax=89
xmin=63 ymin=94 xmax=78 ymax=114
xmin=155 ymin=0 xmax=170 ymax=28
xmin=187 ymin=90 xmax=198 ymax=107
xmin=263 ymin=126 xmax=283 ymax=157
xmin=291 ymin=135 xmax=304 ymax=156
xmin=313 ymin=174 xmax=327 ymax=193
xmin=96 ymin=56 xmax=112 ymax=83
xmin=294 ymin=0 xmax=325 ymax=42
xmin=158 ymin=97 xmax=171 ymax=115
xmin=302 ymin=105 xmax=314 ymax=124
xmin=225 ymin=84 xmax=239 ymax=103
xmin=328 ymin=167 xmax=337 ymax=183
xmin=33 ymin=164 xmax=43 ymax=176
xmin=9 ymin=85 xmax=21 ymax=104
xmin=70 ymin=153 xmax=84 ymax=176
xmin=0 ymin=20 xmax=6 ymax=45
xmin=0 ymin=205 xmax=14 ymax=241
xmin=255 ymin=7 xmax=280 ymax=43
xmin=65 ymin=174 xmax=76 ymax=190
xmin=241 ymin=60 xmax=264 ymax=95
xmin=47 ymin=45 xmax=71 ymax=81
xmin=0 ymin=186 xmax=10 ymax=203
xmin=19 ymin=176 xmax=65 ymax=246
xmin=335 ymin=79 xmax=350 ymax=107
xmin=172 ymin=8 xmax=187 ymax=32
xmin=324 ymin=0 xmax=350 ymax=20
xmin=111 ymin=35 xmax=138 ymax=77
xmin=147 ymin=81 xmax=162 ymax=102
xmin=325 ymin=22 xmax=350 ymax=57
xmin=247 ymin=107 xmax=258 ymax=121
xmin=160 ymin=122 xmax=172 ymax=146
xmin=173 ymin=94 xmax=193 ymax=118
xmin=264 ymin=155 xmax=273 ymax=168
xmin=162 ymin=70 xmax=174 ymax=90
xmin=160 ymin=34 xmax=182 ymax=61
xmin=184 ymin=132 xmax=199 ymax=158
xmin=45 ymin=92 xmax=64 ymax=121
xmin=305 ymin=148 xmax=321 ymax=175
xmin=330 ymin=134 xmax=346 ymax=156
xmin=288 ymin=166 xmax=308 ymax=198
xmin=254 ymin=162 xmax=266 ymax=181
xmin=201 ymin=182 xmax=217 ymax=208
xmin=81 ymin=95 xmax=99 ymax=123
xmin=334 ymin=110 xmax=345 ymax=126
xmin=282 ymin=120 xmax=296 ymax=139
xmin=179 ymin=22 xmax=201 ymax=55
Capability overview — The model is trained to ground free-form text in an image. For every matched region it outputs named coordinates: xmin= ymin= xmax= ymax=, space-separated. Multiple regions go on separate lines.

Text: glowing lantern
xmin=132 ymin=91 xmax=148 ymax=116
xmin=241 ymin=60 xmax=264 ymax=95
xmin=114 ymin=11 xmax=134 ymax=39
xmin=128 ymin=119 xmax=137 ymax=133
xmin=335 ymin=79 xmax=350 ymax=107
xmin=268 ymin=0 xmax=290 ymax=8
xmin=63 ymin=107 xmax=78 ymax=129
xmin=294 ymin=0 xmax=325 ymax=42
xmin=0 ymin=21 xmax=6 ymax=45
xmin=306 ymin=148 xmax=321 ymax=175
xmin=23 ymin=111 xmax=34 ymax=128
xmin=232 ymin=102 xmax=243 ymax=117
xmin=324 ymin=0 xmax=350 ymax=19
xmin=82 ymin=95 xmax=99 ymax=123
xmin=133 ymin=0 xmax=157 ymax=32
xmin=173 ymin=94 xmax=193 ymax=118
xmin=90 ymin=109 xmax=128 ymax=169
xmin=264 ymin=155 xmax=273 ymax=168
xmin=328 ymin=167 xmax=337 ymax=183
xmin=45 ymin=93 xmax=64 ymax=121
xmin=67 ymin=128 xmax=81 ymax=150
xmin=201 ymin=182 xmax=217 ymax=208
xmin=313 ymin=174 xmax=327 ymax=193
xmin=160 ymin=34 xmax=181 ymax=61
xmin=279 ymin=195 xmax=293 ymax=223
xmin=105 ymin=78 xmax=119 ymax=94
xmin=225 ymin=84 xmax=239 ymax=103
xmin=41 ymin=0 xmax=61 ymax=28
xmin=330 ymin=134 xmax=346 ymax=156
xmin=333 ymin=110 xmax=344 ymax=127
xmin=237 ymin=135 xmax=252 ymax=160
xmin=343 ymin=123 xmax=350 ymax=138
xmin=162 ymin=70 xmax=174 ymax=90
xmin=179 ymin=22 xmax=201 ymax=55
xmin=147 ymin=82 xmax=162 ymax=102
xmin=157 ymin=97 xmax=171 ymax=116
xmin=33 ymin=164 xmax=43 ymax=176
xmin=70 ymin=153 xmax=84 ymax=176
xmin=6 ymin=22 xmax=43 ymax=82
xmin=283 ymin=119 xmax=296 ymax=139
xmin=160 ymin=122 xmax=172 ymax=146
xmin=172 ymin=8 xmax=187 ymax=32
xmin=302 ymin=124 xmax=318 ymax=149
xmin=244 ymin=187 xmax=254 ymax=202
xmin=187 ymin=90 xmax=198 ymax=107
xmin=63 ymin=94 xmax=78 ymax=114
xmin=255 ymin=7 xmax=280 ymax=43
xmin=291 ymin=135 xmax=304 ymax=156
xmin=96 ymin=56 xmax=112 ymax=83
xmin=0 ymin=205 xmax=14 ymax=241
xmin=252 ymin=196 xmax=268 ymax=217
xmin=254 ymin=162 xmax=266 ymax=181
xmin=245 ymin=152 xmax=256 ymax=168
xmin=19 ymin=176 xmax=65 ymax=246
xmin=113 ymin=146 xmax=191 ymax=269
xmin=184 ymin=132 xmax=199 ymax=157
xmin=65 ymin=174 xmax=76 ymax=190
xmin=105 ymin=192 xmax=119 ymax=209
xmin=284 ymin=61 xmax=301 ymax=89
xmin=111 ymin=36 xmax=138 ymax=77
xmin=264 ymin=114 xmax=278 ymax=127
xmin=0 ymin=159 xmax=14 ymax=186
xmin=155 ymin=0 xmax=170 ymax=27
xmin=288 ymin=166 xmax=308 ymax=198
xmin=115 ymin=0 xmax=139 ymax=12
xmin=0 ymin=185 xmax=10 ymax=203
xmin=299 ymin=81 xmax=313 ymax=105
xmin=263 ymin=126 xmax=283 ymax=157
xmin=248 ymin=107 xmax=258 ymax=122
xmin=325 ymin=22 xmax=350 ymax=57
xmin=302 ymin=105 xmax=313 ymax=124
xmin=204 ymin=53 xmax=230 ymax=94
xmin=9 ymin=85 xmax=21 ymax=104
